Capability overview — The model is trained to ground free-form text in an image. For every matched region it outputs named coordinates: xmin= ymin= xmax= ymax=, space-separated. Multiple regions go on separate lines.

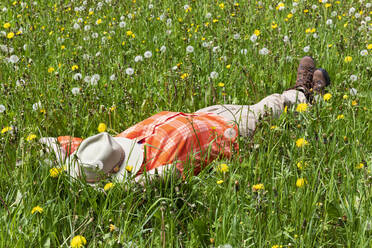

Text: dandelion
xmin=144 ymin=51 xmax=152 ymax=58
xmin=352 ymin=100 xmax=357 ymax=106
xmin=3 ymin=23 xmax=10 ymax=29
xmin=71 ymin=87 xmax=80 ymax=95
xmin=160 ymin=45 xmax=166 ymax=52
xmin=71 ymin=65 xmax=79 ymax=71
xmin=217 ymin=180 xmax=224 ymax=184
xmin=73 ymin=23 xmax=80 ymax=30
xmin=90 ymin=74 xmax=100 ymax=86
xmin=48 ymin=67 xmax=55 ymax=73
xmin=125 ymin=165 xmax=133 ymax=172
xmin=134 ymin=55 xmax=143 ymax=62
xmin=270 ymin=125 xmax=278 ymax=130
xmin=109 ymin=224 xmax=116 ymax=232
xmin=276 ymin=2 xmax=285 ymax=10
xmin=210 ymin=71 xmax=219 ymax=79
xmin=73 ymin=73 xmax=82 ymax=80
xmin=349 ymin=88 xmax=357 ymax=96
xmin=297 ymin=161 xmax=308 ymax=170
xmin=31 ymin=206 xmax=43 ymax=214
xmin=250 ymin=34 xmax=257 ymax=42
xmin=296 ymin=178 xmax=307 ymax=188
xmin=344 ymin=56 xmax=352 ymax=63
xmin=32 ymin=101 xmax=41 ymax=111
xmin=218 ymin=82 xmax=225 ymax=87
xmin=97 ymin=123 xmax=107 ymax=133
xmin=1 ymin=126 xmax=12 ymax=133
xmin=7 ymin=32 xmax=14 ymax=39
xmin=368 ymin=44 xmax=372 ymax=50
xmin=283 ymin=35 xmax=289 ymax=43
xmin=252 ymin=183 xmax=265 ymax=191
xmin=217 ymin=163 xmax=229 ymax=173
xmin=212 ymin=46 xmax=220 ymax=53
xmin=360 ymin=50 xmax=368 ymax=56
xmin=184 ymin=4 xmax=192 ymax=12
xmin=254 ymin=29 xmax=260 ymax=36
xmin=9 ymin=55 xmax=19 ymax=64
xmin=119 ymin=21 xmax=126 ymax=28
xmin=70 ymin=235 xmax=87 ymax=248
xmin=343 ymin=95 xmax=348 ymax=100
xmin=336 ymin=114 xmax=344 ymax=120
xmin=296 ymin=103 xmax=308 ymax=113
xmin=323 ymin=93 xmax=332 ymax=101
xmin=303 ymin=46 xmax=310 ymax=53
xmin=96 ymin=19 xmax=102 ymax=25
xmin=272 ymin=245 xmax=283 ymax=248
xmin=259 ymin=47 xmax=269 ymax=55
xmin=350 ymin=75 xmax=357 ymax=82
xmin=109 ymin=74 xmax=116 ymax=81
xmin=26 ymin=133 xmax=37 ymax=141
xmin=233 ymin=33 xmax=240 ymax=40
xmin=356 ymin=163 xmax=364 ymax=169
xmin=104 ymin=182 xmax=114 ymax=191
xmin=186 ymin=45 xmax=194 ymax=53
xmin=50 ymin=167 xmax=63 ymax=177
xmin=126 ymin=67 xmax=134 ymax=75
xmin=84 ymin=25 xmax=91 ymax=31
xmin=240 ymin=49 xmax=248 ymax=55
xmin=271 ymin=22 xmax=278 ymax=29
xmin=296 ymin=138 xmax=308 ymax=147
xmin=326 ymin=19 xmax=333 ymax=25
xmin=180 ymin=73 xmax=189 ymax=79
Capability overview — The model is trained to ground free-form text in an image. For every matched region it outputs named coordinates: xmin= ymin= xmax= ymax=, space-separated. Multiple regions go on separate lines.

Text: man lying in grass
xmin=40 ymin=56 xmax=330 ymax=184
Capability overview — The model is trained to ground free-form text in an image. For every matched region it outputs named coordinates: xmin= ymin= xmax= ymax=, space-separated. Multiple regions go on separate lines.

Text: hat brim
xmin=111 ymin=137 xmax=144 ymax=182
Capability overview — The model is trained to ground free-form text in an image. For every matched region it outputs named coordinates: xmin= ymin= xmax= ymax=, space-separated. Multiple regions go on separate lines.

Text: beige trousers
xmin=196 ymin=89 xmax=307 ymax=137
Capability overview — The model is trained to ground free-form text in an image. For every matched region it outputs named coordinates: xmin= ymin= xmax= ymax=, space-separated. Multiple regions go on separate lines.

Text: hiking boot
xmin=312 ymin=68 xmax=331 ymax=94
xmin=294 ymin=56 xmax=316 ymax=91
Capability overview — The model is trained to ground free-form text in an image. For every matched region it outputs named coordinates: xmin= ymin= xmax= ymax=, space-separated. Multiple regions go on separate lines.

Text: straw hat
xmin=67 ymin=132 xmax=143 ymax=183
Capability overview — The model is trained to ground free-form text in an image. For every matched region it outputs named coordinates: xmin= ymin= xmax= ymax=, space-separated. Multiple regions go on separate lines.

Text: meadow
xmin=0 ymin=0 xmax=371 ymax=247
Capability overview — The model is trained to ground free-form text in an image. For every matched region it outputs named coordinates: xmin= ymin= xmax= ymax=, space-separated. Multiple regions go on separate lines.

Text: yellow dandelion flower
xmin=126 ymin=30 xmax=133 ymax=36
xmin=344 ymin=56 xmax=352 ymax=63
xmin=218 ymin=82 xmax=225 ymax=87
xmin=70 ymin=235 xmax=87 ymax=248
xmin=3 ymin=23 xmax=11 ymax=29
xmin=343 ymin=94 xmax=348 ymax=100
xmin=296 ymin=178 xmax=307 ymax=188
xmin=323 ymin=93 xmax=332 ymax=101
xmin=180 ymin=73 xmax=189 ymax=79
xmin=109 ymin=224 xmax=116 ymax=232
xmin=48 ymin=67 xmax=55 ymax=73
xmin=325 ymin=3 xmax=332 ymax=8
xmin=352 ymin=100 xmax=357 ymax=106
xmin=296 ymin=103 xmax=308 ymax=113
xmin=296 ymin=138 xmax=308 ymax=147
xmin=1 ymin=126 xmax=12 ymax=134
xmin=297 ymin=161 xmax=308 ymax=170
xmin=217 ymin=163 xmax=229 ymax=173
xmin=49 ymin=167 xmax=63 ymax=178
xmin=276 ymin=2 xmax=285 ymax=10
xmin=217 ymin=180 xmax=224 ymax=184
xmin=356 ymin=163 xmax=364 ymax=169
xmin=71 ymin=65 xmax=79 ymax=71
xmin=284 ymin=106 xmax=288 ymax=113
xmin=270 ymin=125 xmax=278 ymax=130
xmin=96 ymin=18 xmax=102 ymax=25
xmin=287 ymin=13 xmax=293 ymax=19
xmin=97 ymin=123 xmax=107 ymax=133
xmin=125 ymin=165 xmax=133 ymax=172
xmin=252 ymin=183 xmax=265 ymax=191
xmin=219 ymin=3 xmax=225 ymax=9
xmin=104 ymin=182 xmax=114 ymax=191
xmin=254 ymin=29 xmax=260 ymax=36
xmin=367 ymin=44 xmax=372 ymax=50
xmin=226 ymin=64 xmax=231 ymax=69
xmin=304 ymin=9 xmax=309 ymax=13
xmin=26 ymin=133 xmax=37 ymax=142
xmin=7 ymin=32 xmax=15 ymax=39
xmin=272 ymin=245 xmax=283 ymax=248
xmin=271 ymin=23 xmax=278 ymax=29
xmin=31 ymin=206 xmax=43 ymax=214
xmin=336 ymin=114 xmax=344 ymax=120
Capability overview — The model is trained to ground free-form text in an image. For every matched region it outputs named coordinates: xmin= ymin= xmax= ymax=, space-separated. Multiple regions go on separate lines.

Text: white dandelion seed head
xmin=83 ymin=1 xmax=87 ymax=5
xmin=292 ymin=2 xmax=298 ymax=7
xmin=250 ymin=34 xmax=257 ymax=42
xmin=82 ymin=54 xmax=90 ymax=60
xmin=303 ymin=46 xmax=310 ymax=53
xmin=206 ymin=12 xmax=212 ymax=18
xmin=366 ymin=3 xmax=371 ymax=8
xmin=212 ymin=46 xmax=220 ymax=53
xmin=73 ymin=23 xmax=80 ymax=30
xmin=120 ymin=16 xmax=125 ymax=21
xmin=331 ymin=11 xmax=337 ymax=17
xmin=32 ymin=101 xmax=41 ymax=111
xmin=77 ymin=18 xmax=83 ymax=23
xmin=0 ymin=104 xmax=5 ymax=113
xmin=312 ymin=4 xmax=318 ymax=10
xmin=360 ymin=49 xmax=368 ymax=56
xmin=186 ymin=45 xmax=194 ymax=53
xmin=73 ymin=73 xmax=82 ymax=80
xmin=172 ymin=65 xmax=178 ymax=71
xmin=9 ymin=55 xmax=19 ymax=64
xmin=134 ymin=55 xmax=143 ymax=62
xmin=71 ymin=87 xmax=81 ymax=95
xmin=240 ymin=49 xmax=248 ymax=55
xmin=291 ymin=8 xmax=297 ymax=14
xmin=313 ymin=33 xmax=318 ymax=39
xmin=159 ymin=14 xmax=165 ymax=21
xmin=84 ymin=76 xmax=91 ymax=83
xmin=233 ymin=33 xmax=240 ymax=40
xmin=350 ymin=75 xmax=358 ymax=82
xmin=349 ymin=7 xmax=356 ymax=15
xmin=283 ymin=35 xmax=289 ymax=43
xmin=90 ymin=74 xmax=100 ymax=85
xmin=326 ymin=19 xmax=333 ymax=25
xmin=144 ymin=51 xmax=152 ymax=58
xmin=126 ymin=67 xmax=134 ymax=75
xmin=349 ymin=87 xmax=357 ymax=95
xmin=92 ymin=32 xmax=98 ymax=39
xmin=166 ymin=29 xmax=172 ymax=35
xmin=166 ymin=18 xmax=172 ymax=26
xmin=365 ymin=16 xmax=371 ymax=22
xmin=210 ymin=71 xmax=219 ymax=79
xmin=95 ymin=52 xmax=101 ymax=57
xmin=148 ymin=4 xmax=153 ymax=9
xmin=183 ymin=4 xmax=190 ymax=10
xmin=259 ymin=47 xmax=269 ymax=55
xmin=119 ymin=21 xmax=126 ymax=28
xmin=160 ymin=45 xmax=166 ymax=53
xmin=110 ymin=74 xmax=116 ymax=81
xmin=355 ymin=13 xmax=361 ymax=18
xmin=127 ymin=13 xmax=133 ymax=19
xmin=84 ymin=25 xmax=91 ymax=31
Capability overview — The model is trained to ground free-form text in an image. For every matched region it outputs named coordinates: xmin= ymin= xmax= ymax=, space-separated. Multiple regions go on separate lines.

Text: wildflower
xmin=73 ymin=23 xmax=80 ymax=30
xmin=50 ymin=167 xmax=63 ymax=177
xmin=73 ymin=73 xmax=82 ymax=81
xmin=7 ymin=32 xmax=14 ymax=39
xmin=296 ymin=103 xmax=308 ymax=113
xmin=352 ymin=100 xmax=357 ymax=106
xmin=226 ymin=64 xmax=231 ymax=69
xmin=297 ymin=161 xmax=308 ymax=170
xmin=233 ymin=33 xmax=240 ymax=40
xmin=31 ymin=206 xmax=43 ymax=214
xmin=350 ymin=75 xmax=358 ymax=82
xmin=323 ymin=93 xmax=332 ymax=101
xmin=326 ymin=19 xmax=333 ymax=25
xmin=210 ymin=71 xmax=219 ymax=79
xmin=71 ymin=65 xmax=79 ymax=71
xmin=296 ymin=138 xmax=308 ymax=147
xmin=125 ymin=67 xmax=134 ymax=75
xmin=252 ymin=183 xmax=265 ymax=191
xmin=272 ymin=245 xmax=283 ymax=248
xmin=217 ymin=163 xmax=229 ymax=173
xmin=160 ymin=45 xmax=166 ymax=53
xmin=180 ymin=73 xmax=189 ymax=79
xmin=360 ymin=50 xmax=368 ymax=56
xmin=259 ymin=47 xmax=269 ymax=55
xmin=217 ymin=180 xmax=224 ymax=184
xmin=283 ymin=35 xmax=289 ymax=43
xmin=71 ymin=87 xmax=80 ymax=95
xmin=125 ymin=165 xmax=133 ymax=172
xmin=218 ymin=82 xmax=225 ymax=87
xmin=240 ymin=49 xmax=248 ymax=55
xmin=90 ymin=74 xmax=100 ymax=85
xmin=343 ymin=95 xmax=348 ymax=100
xmin=336 ymin=114 xmax=344 ymax=120
xmin=144 ymin=51 xmax=152 ymax=58
xmin=303 ymin=46 xmax=310 ymax=53
xmin=97 ymin=123 xmax=107 ymax=133
xmin=3 ymin=23 xmax=10 ymax=29
xmin=344 ymin=56 xmax=352 ymax=63
xmin=109 ymin=224 xmax=116 ymax=232
xmin=276 ymin=2 xmax=285 ymax=10
xmin=104 ymin=182 xmax=114 ymax=191
xmin=184 ymin=4 xmax=192 ymax=12
xmin=368 ymin=44 xmax=372 ymax=50
xmin=271 ymin=22 xmax=278 ymax=29
xmin=134 ymin=55 xmax=143 ymax=62
xmin=70 ymin=235 xmax=87 ymax=248
xmin=356 ymin=163 xmax=364 ymax=169
xmin=349 ymin=88 xmax=357 ymax=96
xmin=270 ymin=125 xmax=278 ymax=130
xmin=296 ymin=178 xmax=307 ymax=188
xmin=219 ymin=3 xmax=225 ymax=9
xmin=186 ymin=45 xmax=194 ymax=53
xmin=250 ymin=34 xmax=257 ymax=42
xmin=126 ymin=30 xmax=135 ymax=38
xmin=48 ymin=67 xmax=55 ymax=73
xmin=96 ymin=19 xmax=102 ymax=25
xmin=254 ymin=29 xmax=260 ymax=36
xmin=26 ymin=133 xmax=37 ymax=142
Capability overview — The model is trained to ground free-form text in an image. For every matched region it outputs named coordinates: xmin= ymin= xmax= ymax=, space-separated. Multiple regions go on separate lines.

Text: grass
xmin=0 ymin=0 xmax=371 ymax=247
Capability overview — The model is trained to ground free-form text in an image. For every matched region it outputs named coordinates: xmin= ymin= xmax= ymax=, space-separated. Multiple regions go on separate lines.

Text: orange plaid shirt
xmin=58 ymin=111 xmax=238 ymax=176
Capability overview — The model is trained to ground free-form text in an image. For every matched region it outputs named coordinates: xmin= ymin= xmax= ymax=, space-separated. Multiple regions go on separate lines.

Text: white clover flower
xmin=233 ymin=33 xmax=240 ymax=40
xmin=259 ymin=47 xmax=269 ymax=55
xmin=186 ymin=45 xmax=194 ymax=53
xmin=283 ymin=35 xmax=289 ymax=43
xmin=210 ymin=71 xmax=219 ymax=79
xmin=32 ymin=101 xmax=41 ymax=111
xmin=73 ymin=23 xmax=80 ymax=30
xmin=148 ymin=4 xmax=153 ymax=9
xmin=84 ymin=76 xmax=91 ymax=83
xmin=303 ymin=46 xmax=310 ymax=53
xmin=119 ymin=21 xmax=126 ymax=28
xmin=326 ymin=19 xmax=333 ymax=25
xmin=350 ymin=75 xmax=358 ymax=82
xmin=212 ymin=46 xmax=220 ymax=53
xmin=160 ymin=45 xmax=166 ymax=52
xmin=91 ymin=74 xmax=100 ymax=85
xmin=331 ymin=11 xmax=337 ymax=17
xmin=126 ymin=67 xmax=134 ymax=75
xmin=134 ymin=55 xmax=143 ymax=62
xmin=360 ymin=49 xmax=368 ymax=56
xmin=144 ymin=51 xmax=152 ymax=58
xmin=9 ymin=55 xmax=19 ymax=63
xmin=349 ymin=7 xmax=356 ymax=15
xmin=240 ymin=49 xmax=248 ymax=55
xmin=250 ymin=34 xmax=257 ymax=42
xmin=206 ymin=12 xmax=212 ymax=18
xmin=349 ymin=88 xmax=357 ymax=95
xmin=84 ymin=25 xmax=91 ymax=31
xmin=0 ymin=104 xmax=5 ymax=113
xmin=110 ymin=74 xmax=116 ymax=80
xmin=92 ymin=32 xmax=98 ymax=39
xmin=71 ymin=87 xmax=81 ymax=95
